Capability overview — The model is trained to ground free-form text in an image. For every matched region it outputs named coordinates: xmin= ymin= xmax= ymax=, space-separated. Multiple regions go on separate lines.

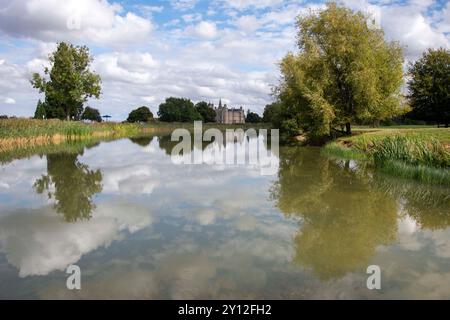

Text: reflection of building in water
xmin=215 ymin=99 xmax=245 ymax=124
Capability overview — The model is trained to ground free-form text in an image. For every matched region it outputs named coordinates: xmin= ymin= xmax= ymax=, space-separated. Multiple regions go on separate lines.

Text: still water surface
xmin=0 ymin=135 xmax=449 ymax=299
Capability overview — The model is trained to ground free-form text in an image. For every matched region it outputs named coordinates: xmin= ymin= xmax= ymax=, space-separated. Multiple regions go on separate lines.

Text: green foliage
xmin=245 ymin=110 xmax=262 ymax=123
xmin=263 ymin=102 xmax=282 ymax=124
xmin=322 ymin=142 xmax=366 ymax=160
xmin=127 ymin=106 xmax=154 ymax=123
xmin=277 ymin=3 xmax=404 ymax=138
xmin=34 ymin=100 xmax=46 ymax=119
xmin=195 ymin=101 xmax=216 ymax=122
xmin=371 ymin=136 xmax=450 ymax=168
xmin=323 ymin=128 xmax=450 ymax=185
xmin=158 ymin=97 xmax=202 ymax=122
xmin=377 ymin=160 xmax=450 ymax=186
xmin=81 ymin=106 xmax=102 ymax=122
xmin=31 ymin=42 xmax=101 ymax=120
xmin=408 ymin=48 xmax=450 ymax=126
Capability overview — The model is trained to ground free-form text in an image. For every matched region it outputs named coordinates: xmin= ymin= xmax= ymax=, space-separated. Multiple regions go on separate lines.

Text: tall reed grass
xmin=323 ymin=131 xmax=450 ymax=186
xmin=371 ymin=136 xmax=450 ymax=168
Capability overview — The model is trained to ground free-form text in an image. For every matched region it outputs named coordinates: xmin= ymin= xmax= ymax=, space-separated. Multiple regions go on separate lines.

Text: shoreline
xmin=322 ymin=127 xmax=450 ymax=186
xmin=0 ymin=119 xmax=271 ymax=161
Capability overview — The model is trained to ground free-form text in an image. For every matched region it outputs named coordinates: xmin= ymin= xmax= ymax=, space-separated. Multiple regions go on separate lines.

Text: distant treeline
xmin=125 ymin=98 xmax=263 ymax=124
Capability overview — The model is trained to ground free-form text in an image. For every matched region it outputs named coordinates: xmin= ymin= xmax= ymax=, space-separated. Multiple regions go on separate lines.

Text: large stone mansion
xmin=214 ymin=100 xmax=245 ymax=124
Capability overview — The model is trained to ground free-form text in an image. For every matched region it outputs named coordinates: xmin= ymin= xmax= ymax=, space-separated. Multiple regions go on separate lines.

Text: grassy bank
xmin=0 ymin=118 xmax=271 ymax=155
xmin=0 ymin=119 xmax=159 ymax=152
xmin=323 ymin=127 xmax=450 ymax=185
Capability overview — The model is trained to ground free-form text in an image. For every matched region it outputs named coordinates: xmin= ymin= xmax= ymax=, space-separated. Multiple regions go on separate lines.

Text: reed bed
xmin=322 ymin=127 xmax=450 ymax=185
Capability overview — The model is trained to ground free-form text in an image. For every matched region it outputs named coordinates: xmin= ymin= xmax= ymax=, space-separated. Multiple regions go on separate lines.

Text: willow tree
xmin=277 ymin=3 xmax=404 ymax=138
xmin=31 ymin=42 xmax=101 ymax=120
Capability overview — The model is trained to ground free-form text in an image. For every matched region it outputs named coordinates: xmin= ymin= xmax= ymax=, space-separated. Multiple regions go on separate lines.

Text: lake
xmin=0 ymin=134 xmax=449 ymax=299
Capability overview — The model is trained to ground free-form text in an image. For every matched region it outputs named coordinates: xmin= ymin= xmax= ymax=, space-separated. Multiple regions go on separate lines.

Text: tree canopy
xmin=246 ymin=110 xmax=262 ymax=123
xmin=408 ymin=48 xmax=450 ymax=127
xmin=31 ymin=42 xmax=101 ymax=120
xmin=263 ymin=102 xmax=282 ymax=124
xmin=158 ymin=97 xmax=202 ymax=122
xmin=81 ymin=106 xmax=102 ymax=122
xmin=34 ymin=100 xmax=46 ymax=119
xmin=195 ymin=101 xmax=217 ymax=122
xmin=277 ymin=3 xmax=404 ymax=139
xmin=127 ymin=106 xmax=154 ymax=123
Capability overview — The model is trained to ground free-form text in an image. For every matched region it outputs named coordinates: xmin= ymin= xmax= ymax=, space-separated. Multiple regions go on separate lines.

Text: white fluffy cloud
xmin=170 ymin=0 xmax=199 ymax=11
xmin=3 ymin=97 xmax=15 ymax=104
xmin=343 ymin=0 xmax=449 ymax=61
xmin=186 ymin=21 xmax=219 ymax=39
xmin=0 ymin=0 xmax=448 ymax=118
xmin=219 ymin=0 xmax=285 ymax=11
xmin=0 ymin=0 xmax=152 ymax=46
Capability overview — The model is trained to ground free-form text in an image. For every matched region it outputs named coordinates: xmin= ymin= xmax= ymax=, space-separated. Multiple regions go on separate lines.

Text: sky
xmin=0 ymin=0 xmax=448 ymax=120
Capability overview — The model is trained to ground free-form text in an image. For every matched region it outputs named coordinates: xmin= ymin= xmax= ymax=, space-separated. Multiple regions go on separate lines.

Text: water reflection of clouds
xmin=0 ymin=202 xmax=153 ymax=277
xmin=1 ymin=137 xmax=450 ymax=299
xmin=0 ymin=156 xmax=48 ymax=210
xmin=0 ymin=136 xmax=285 ymax=280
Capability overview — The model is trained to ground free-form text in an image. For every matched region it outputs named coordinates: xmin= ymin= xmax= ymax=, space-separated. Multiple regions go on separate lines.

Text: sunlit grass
xmin=377 ymin=160 xmax=450 ymax=186
xmin=323 ymin=126 xmax=450 ymax=185
xmin=322 ymin=142 xmax=366 ymax=160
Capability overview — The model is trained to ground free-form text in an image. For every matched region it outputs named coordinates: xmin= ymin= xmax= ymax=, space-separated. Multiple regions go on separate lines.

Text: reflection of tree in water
xmin=271 ymin=147 xmax=397 ymax=280
xmin=129 ymin=136 xmax=155 ymax=147
xmin=374 ymin=176 xmax=450 ymax=230
xmin=34 ymin=152 xmax=103 ymax=222
xmin=157 ymin=131 xmax=265 ymax=157
xmin=157 ymin=134 xmax=215 ymax=156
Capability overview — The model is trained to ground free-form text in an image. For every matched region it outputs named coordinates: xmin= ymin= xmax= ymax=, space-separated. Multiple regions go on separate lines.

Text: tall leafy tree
xmin=195 ymin=101 xmax=216 ymax=122
xmin=127 ymin=106 xmax=154 ymax=123
xmin=408 ymin=48 xmax=450 ymax=127
xmin=158 ymin=97 xmax=202 ymax=122
xmin=263 ymin=102 xmax=282 ymax=124
xmin=31 ymin=42 xmax=101 ymax=120
xmin=246 ymin=110 xmax=262 ymax=123
xmin=33 ymin=99 xmax=46 ymax=119
xmin=81 ymin=106 xmax=102 ymax=122
xmin=277 ymin=3 xmax=404 ymax=138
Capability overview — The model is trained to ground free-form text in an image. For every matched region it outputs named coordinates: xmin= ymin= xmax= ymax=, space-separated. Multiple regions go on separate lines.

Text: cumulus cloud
xmin=343 ymin=0 xmax=449 ymax=61
xmin=170 ymin=0 xmax=198 ymax=11
xmin=3 ymin=97 xmax=15 ymax=104
xmin=186 ymin=21 xmax=218 ymax=39
xmin=0 ymin=0 xmax=152 ymax=46
xmin=0 ymin=0 xmax=448 ymax=118
xmin=219 ymin=0 xmax=284 ymax=11
xmin=234 ymin=15 xmax=261 ymax=33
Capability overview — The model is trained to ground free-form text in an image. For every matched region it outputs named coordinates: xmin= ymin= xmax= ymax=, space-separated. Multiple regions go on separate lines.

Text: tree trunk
xmin=345 ymin=122 xmax=352 ymax=135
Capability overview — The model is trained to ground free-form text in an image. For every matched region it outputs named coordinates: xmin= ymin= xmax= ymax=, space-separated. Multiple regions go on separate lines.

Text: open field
xmin=323 ymin=126 xmax=450 ymax=185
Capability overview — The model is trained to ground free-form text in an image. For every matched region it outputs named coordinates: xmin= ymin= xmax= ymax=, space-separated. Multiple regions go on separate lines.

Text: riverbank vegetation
xmin=273 ymin=3 xmax=405 ymax=141
xmin=0 ymin=118 xmax=269 ymax=155
xmin=263 ymin=3 xmax=450 ymax=185
xmin=323 ymin=128 xmax=450 ymax=185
